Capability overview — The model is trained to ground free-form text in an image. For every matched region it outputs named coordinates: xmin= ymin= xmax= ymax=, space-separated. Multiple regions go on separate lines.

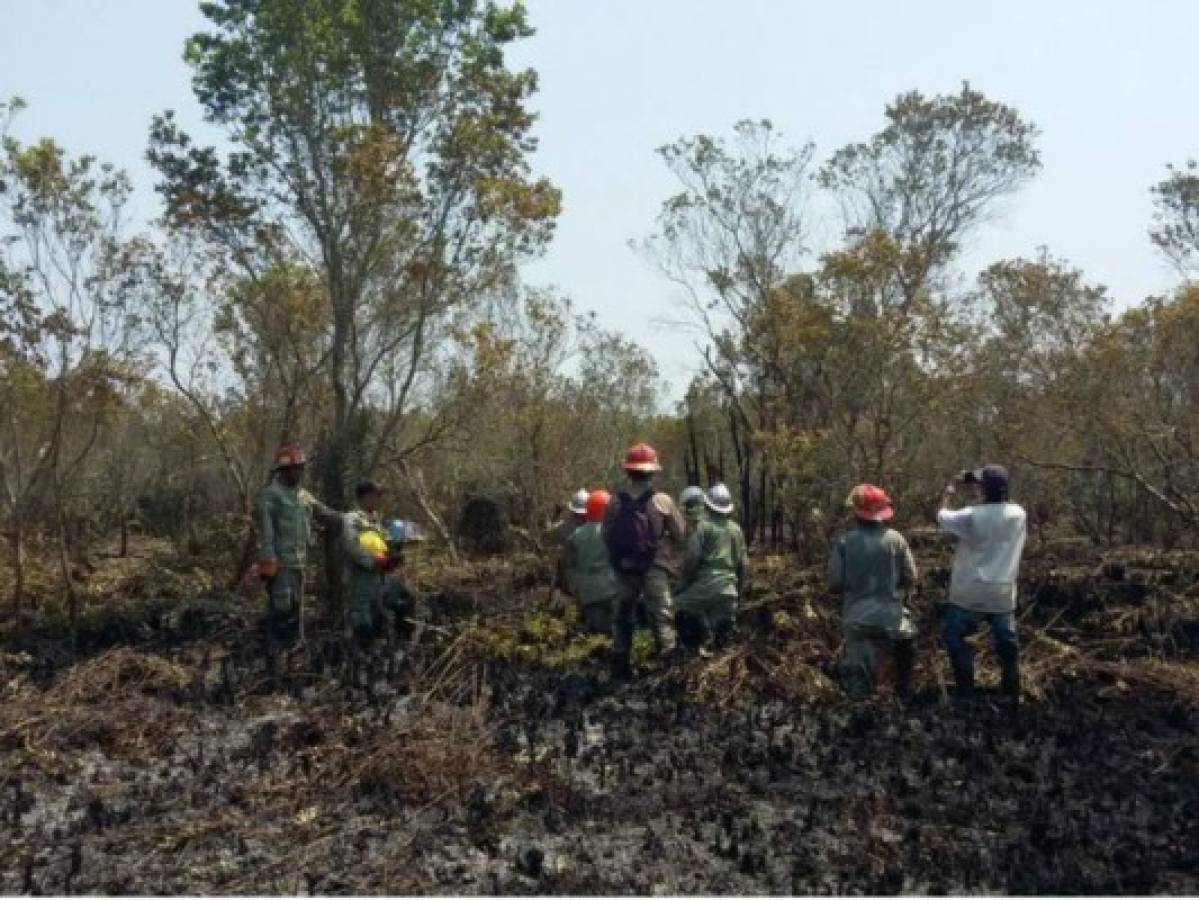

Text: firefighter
xmin=253 ymin=443 xmax=339 ymax=649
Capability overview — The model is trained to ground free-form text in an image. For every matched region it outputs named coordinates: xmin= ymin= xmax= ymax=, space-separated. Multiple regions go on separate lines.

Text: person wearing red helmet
xmin=561 ymin=490 xmax=620 ymax=634
xmin=602 ymin=442 xmax=686 ymax=679
xmin=828 ymin=484 xmax=919 ymax=701
xmin=253 ymin=442 xmax=339 ymax=649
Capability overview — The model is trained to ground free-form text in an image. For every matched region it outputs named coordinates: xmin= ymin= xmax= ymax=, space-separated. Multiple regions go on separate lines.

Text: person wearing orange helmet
xmin=602 ymin=442 xmax=686 ymax=679
xmin=561 ymin=489 xmax=619 ymax=634
xmin=828 ymin=484 xmax=919 ymax=702
xmin=253 ymin=442 xmax=339 ymax=648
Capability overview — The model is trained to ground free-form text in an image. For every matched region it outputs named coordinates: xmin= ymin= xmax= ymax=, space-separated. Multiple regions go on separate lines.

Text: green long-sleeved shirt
xmin=678 ymin=513 xmax=748 ymax=601
xmin=828 ymin=523 xmax=917 ymax=631
xmin=563 ymin=522 xmax=619 ymax=608
xmin=254 ymin=477 xmax=336 ymax=568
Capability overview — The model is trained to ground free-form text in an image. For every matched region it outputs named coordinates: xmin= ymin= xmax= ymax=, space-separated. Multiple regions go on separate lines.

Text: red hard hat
xmin=622 ymin=442 xmax=662 ymax=473
xmin=274 ymin=443 xmax=307 ymax=469
xmin=849 ymin=484 xmax=893 ymax=522
xmin=585 ymin=489 xmax=611 ymax=523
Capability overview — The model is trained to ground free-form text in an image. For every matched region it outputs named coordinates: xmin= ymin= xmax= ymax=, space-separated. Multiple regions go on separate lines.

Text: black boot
xmin=950 ymin=655 xmax=975 ymax=705
xmin=894 ymin=640 xmax=915 ymax=704
xmin=611 ymin=654 xmax=633 ymax=682
xmin=997 ymin=644 xmax=1020 ymax=707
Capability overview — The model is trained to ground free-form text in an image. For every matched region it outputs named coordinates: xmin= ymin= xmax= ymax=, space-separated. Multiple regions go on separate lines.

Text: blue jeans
xmin=940 ymin=604 xmax=1019 ymax=696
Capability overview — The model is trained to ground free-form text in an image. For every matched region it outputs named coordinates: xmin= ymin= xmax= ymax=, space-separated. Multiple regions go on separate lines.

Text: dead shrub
xmin=334 ymin=704 xmax=504 ymax=805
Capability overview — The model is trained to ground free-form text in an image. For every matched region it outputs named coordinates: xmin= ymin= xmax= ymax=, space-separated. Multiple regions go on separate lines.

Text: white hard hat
xmin=680 ymin=486 xmax=705 ymax=509
xmin=569 ymin=488 xmax=590 ymax=515
xmin=704 ymin=483 xmax=735 ymax=515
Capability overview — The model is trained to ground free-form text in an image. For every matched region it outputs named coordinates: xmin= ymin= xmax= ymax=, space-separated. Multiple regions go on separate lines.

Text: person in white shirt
xmin=937 ymin=465 xmax=1027 ymax=704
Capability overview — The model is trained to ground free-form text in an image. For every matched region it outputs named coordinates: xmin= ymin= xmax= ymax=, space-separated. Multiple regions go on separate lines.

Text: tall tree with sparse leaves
xmin=148 ymin=0 xmax=560 ymax=615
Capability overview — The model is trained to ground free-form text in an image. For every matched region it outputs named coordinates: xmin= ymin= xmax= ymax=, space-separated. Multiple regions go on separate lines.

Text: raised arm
xmin=301 ymin=489 xmax=341 ymax=527
xmin=342 ymin=514 xmax=377 ymax=572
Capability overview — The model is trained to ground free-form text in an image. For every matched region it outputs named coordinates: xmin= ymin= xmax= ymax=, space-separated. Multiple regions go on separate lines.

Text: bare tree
xmin=1150 ymin=160 xmax=1199 ymax=277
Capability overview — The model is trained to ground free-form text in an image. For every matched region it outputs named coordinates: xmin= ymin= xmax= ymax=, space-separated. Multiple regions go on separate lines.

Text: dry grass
xmin=336 ymin=704 xmax=504 ymax=805
xmin=689 ymin=644 xmax=839 ymax=706
xmin=0 ymin=647 xmax=193 ymax=769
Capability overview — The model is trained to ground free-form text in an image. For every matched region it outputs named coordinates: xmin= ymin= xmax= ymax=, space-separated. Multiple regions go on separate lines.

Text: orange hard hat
xmin=585 ymin=489 xmax=611 ymax=523
xmin=274 ymin=443 xmax=307 ymax=469
xmin=622 ymin=442 xmax=662 ymax=473
xmin=848 ymin=484 xmax=893 ymax=523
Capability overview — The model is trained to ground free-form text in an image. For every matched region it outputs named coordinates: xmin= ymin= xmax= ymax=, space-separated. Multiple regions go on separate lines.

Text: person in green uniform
xmin=674 ymin=483 xmax=748 ymax=653
xmin=602 ymin=443 xmax=686 ymax=679
xmin=679 ymin=485 xmax=706 ymax=533
xmin=254 ymin=443 xmax=339 ymax=648
xmin=563 ymin=490 xmax=620 ymax=634
xmin=341 ymin=479 xmax=413 ymax=647
xmin=827 ymin=484 xmax=919 ymax=702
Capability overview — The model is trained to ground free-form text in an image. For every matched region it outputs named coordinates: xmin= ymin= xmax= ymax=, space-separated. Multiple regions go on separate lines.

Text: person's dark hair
xmin=355 ymin=479 xmax=382 ymax=500
xmin=980 ymin=465 xmax=1009 ymax=503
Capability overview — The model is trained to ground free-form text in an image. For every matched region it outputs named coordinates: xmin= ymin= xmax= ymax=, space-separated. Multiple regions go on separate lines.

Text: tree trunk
xmin=10 ymin=521 xmax=24 ymax=624
xmin=686 ymin=412 xmax=701 ymax=486
xmin=758 ymin=461 xmax=768 ymax=547
xmin=55 ymin=497 xmax=78 ymax=652
xmin=322 ymin=260 xmax=355 ymax=623
xmin=119 ymin=508 xmax=129 ymax=559
xmin=398 ymin=460 xmax=458 ymax=562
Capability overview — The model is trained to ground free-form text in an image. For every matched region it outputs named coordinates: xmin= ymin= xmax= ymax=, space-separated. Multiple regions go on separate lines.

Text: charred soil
xmin=0 ymin=544 xmax=1196 ymax=894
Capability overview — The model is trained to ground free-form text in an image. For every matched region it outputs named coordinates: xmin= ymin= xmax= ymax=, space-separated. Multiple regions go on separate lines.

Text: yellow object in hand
xmin=357 ymin=530 xmax=388 ymax=559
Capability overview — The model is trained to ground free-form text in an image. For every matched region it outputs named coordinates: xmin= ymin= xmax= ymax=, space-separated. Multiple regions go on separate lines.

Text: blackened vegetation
xmin=0 ymin=550 xmax=1196 ymax=894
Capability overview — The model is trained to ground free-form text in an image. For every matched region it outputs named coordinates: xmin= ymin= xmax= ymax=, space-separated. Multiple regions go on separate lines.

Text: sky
xmin=3 ymin=0 xmax=1197 ymax=399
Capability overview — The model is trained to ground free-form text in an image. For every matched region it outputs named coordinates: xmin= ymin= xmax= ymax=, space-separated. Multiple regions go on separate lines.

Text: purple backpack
xmin=607 ymin=491 xmax=663 ymax=576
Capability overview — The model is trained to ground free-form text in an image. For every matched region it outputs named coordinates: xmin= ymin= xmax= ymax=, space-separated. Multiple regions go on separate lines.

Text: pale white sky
xmin=3 ymin=1 xmax=1196 ymax=399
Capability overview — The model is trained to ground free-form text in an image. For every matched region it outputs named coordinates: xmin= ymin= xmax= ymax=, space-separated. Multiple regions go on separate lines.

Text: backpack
xmin=607 ymin=491 xmax=663 ymax=576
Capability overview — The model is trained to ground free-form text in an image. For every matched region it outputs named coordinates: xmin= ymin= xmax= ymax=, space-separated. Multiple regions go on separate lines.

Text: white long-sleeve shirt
xmin=937 ymin=502 xmax=1028 ymax=613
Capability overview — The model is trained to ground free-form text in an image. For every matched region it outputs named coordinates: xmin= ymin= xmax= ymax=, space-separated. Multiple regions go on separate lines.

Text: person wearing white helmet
xmin=549 ymin=488 xmax=592 ymax=598
xmin=674 ymin=483 xmax=747 ymax=652
xmin=563 ymin=490 xmax=620 ymax=634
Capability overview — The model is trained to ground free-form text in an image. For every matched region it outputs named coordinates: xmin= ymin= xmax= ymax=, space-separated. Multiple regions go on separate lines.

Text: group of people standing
xmin=554 ymin=442 xmax=748 ymax=680
xmin=252 ymin=443 xmax=420 ymax=654
xmin=253 ymin=438 xmax=1028 ymax=705
xmin=557 ymin=444 xmax=1028 ymax=703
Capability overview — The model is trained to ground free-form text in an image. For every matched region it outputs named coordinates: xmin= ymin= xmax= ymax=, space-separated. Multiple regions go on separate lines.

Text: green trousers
xmin=613 ymin=569 xmax=676 ymax=658
xmin=674 ymin=590 xmax=736 ymax=649
xmin=348 ymin=575 xmax=414 ymax=641
xmin=841 ymin=617 xmax=916 ymax=700
xmin=582 ymin=601 xmax=613 ymax=635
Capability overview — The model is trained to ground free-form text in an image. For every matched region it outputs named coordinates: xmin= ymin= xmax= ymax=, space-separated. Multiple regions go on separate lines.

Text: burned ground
xmin=0 ymin=542 xmax=1196 ymax=895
